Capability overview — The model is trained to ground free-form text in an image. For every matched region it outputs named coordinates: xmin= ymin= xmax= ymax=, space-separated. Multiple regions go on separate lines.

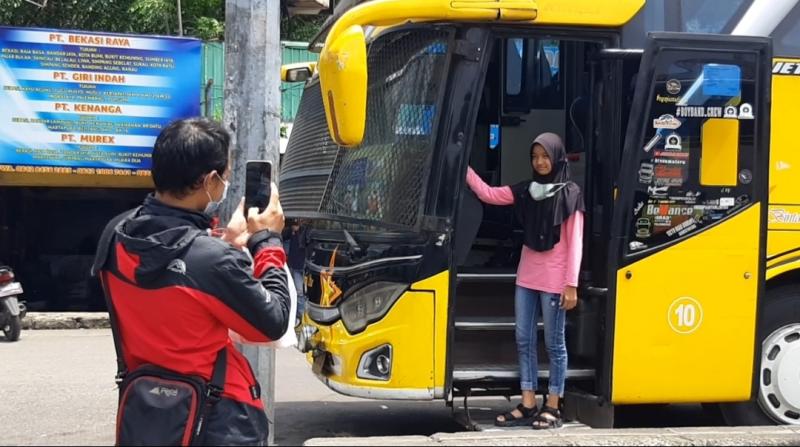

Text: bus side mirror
xmin=319 ymin=24 xmax=367 ymax=148
xmin=281 ymin=63 xmax=317 ymax=83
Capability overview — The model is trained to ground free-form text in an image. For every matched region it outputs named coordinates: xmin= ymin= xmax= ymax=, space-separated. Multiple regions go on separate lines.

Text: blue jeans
xmin=515 ymin=286 xmax=567 ymax=396
xmin=291 ymin=268 xmax=307 ymax=321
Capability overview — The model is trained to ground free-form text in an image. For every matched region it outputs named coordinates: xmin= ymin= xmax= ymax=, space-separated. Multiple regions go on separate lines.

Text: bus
xmin=279 ymin=0 xmax=800 ymax=427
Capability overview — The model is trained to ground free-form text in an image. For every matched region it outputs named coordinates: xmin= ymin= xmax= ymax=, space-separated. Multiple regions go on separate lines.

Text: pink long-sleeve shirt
xmin=466 ymin=167 xmax=583 ymax=294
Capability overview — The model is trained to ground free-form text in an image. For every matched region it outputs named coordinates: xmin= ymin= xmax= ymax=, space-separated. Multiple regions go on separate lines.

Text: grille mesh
xmin=279 ymin=82 xmax=338 ymax=214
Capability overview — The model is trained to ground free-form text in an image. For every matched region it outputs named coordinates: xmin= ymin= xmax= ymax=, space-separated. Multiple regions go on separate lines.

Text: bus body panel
xmin=411 ymin=270 xmax=451 ymax=396
xmin=612 ymin=205 xmax=761 ymax=404
xmin=533 ymin=0 xmax=645 ymax=27
xmin=767 ymin=57 xmax=800 ymax=276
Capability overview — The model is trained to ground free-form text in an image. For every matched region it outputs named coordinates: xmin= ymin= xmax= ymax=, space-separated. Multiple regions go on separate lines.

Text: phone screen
xmin=245 ymin=161 xmax=272 ymax=217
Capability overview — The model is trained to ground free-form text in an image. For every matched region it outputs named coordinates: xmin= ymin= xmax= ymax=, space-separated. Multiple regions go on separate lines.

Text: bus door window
xmin=625 ymin=50 xmax=760 ymax=256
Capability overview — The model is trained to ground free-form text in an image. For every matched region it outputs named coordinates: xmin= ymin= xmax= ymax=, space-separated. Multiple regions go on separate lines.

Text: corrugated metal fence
xmin=200 ymin=41 xmax=318 ymax=122
xmin=201 ymin=42 xmax=225 ymax=120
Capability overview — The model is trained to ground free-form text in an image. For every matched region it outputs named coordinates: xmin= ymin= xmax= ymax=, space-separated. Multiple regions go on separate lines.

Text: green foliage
xmin=192 ymin=16 xmax=223 ymax=41
xmin=0 ymin=0 xmax=138 ymax=34
xmin=281 ymin=15 xmax=326 ymax=42
xmin=129 ymin=0 xmax=177 ymax=35
xmin=0 ymin=0 xmax=225 ymax=41
xmin=0 ymin=0 xmax=323 ymax=42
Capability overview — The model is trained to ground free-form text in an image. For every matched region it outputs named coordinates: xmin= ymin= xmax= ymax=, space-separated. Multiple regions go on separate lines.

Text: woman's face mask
xmin=528 ymin=182 xmax=566 ymax=201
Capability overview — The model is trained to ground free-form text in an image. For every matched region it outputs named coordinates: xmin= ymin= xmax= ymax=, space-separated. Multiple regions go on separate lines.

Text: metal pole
xmin=204 ymin=79 xmax=214 ymax=117
xmin=223 ymin=0 xmax=281 ymax=445
xmin=177 ymin=0 xmax=184 ymax=36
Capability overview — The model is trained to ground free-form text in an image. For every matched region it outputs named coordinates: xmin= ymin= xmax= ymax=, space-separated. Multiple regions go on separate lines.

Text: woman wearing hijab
xmin=465 ymin=132 xmax=584 ymax=429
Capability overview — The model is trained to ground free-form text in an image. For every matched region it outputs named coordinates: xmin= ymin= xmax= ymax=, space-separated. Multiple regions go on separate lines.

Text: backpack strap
xmin=94 ymin=208 xmax=139 ymax=384
xmin=206 ymin=346 xmax=228 ymax=401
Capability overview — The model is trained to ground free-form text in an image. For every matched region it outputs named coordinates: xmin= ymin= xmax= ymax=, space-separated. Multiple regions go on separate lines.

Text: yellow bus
xmin=280 ymin=0 xmax=800 ymax=426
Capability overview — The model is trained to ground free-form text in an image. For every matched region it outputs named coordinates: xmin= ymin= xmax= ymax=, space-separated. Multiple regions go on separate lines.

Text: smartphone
xmin=244 ymin=160 xmax=272 ymax=217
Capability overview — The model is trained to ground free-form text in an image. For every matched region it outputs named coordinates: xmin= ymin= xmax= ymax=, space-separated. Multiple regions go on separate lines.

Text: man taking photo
xmin=93 ymin=117 xmax=289 ymax=445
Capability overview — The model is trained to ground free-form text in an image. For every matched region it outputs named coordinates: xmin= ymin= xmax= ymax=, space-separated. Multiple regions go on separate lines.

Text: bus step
xmin=453 ymin=365 xmax=595 ymax=382
xmin=453 ymin=406 xmax=591 ymax=432
xmin=456 ymin=273 xmax=517 ymax=283
xmin=455 ymin=317 xmax=537 ymax=331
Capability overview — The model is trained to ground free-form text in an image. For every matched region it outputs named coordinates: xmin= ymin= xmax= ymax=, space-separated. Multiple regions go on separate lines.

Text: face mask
xmin=528 ymin=181 xmax=566 ymax=202
xmin=203 ymin=172 xmax=229 ymax=216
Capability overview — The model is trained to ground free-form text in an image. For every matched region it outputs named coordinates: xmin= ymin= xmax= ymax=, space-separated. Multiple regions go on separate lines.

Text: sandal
xmin=495 ymin=403 xmax=537 ymax=427
xmin=532 ymin=405 xmax=563 ymax=430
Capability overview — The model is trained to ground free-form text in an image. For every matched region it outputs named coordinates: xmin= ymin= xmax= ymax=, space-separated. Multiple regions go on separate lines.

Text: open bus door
xmin=607 ymin=33 xmax=771 ymax=406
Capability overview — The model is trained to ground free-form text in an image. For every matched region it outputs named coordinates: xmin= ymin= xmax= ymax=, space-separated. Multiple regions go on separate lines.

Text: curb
xmin=303 ymin=426 xmax=800 ymax=446
xmin=21 ymin=312 xmax=110 ymax=330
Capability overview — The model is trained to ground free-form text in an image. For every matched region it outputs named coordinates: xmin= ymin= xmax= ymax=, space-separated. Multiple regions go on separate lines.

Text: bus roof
xmin=312 ymin=0 xmax=800 ymax=57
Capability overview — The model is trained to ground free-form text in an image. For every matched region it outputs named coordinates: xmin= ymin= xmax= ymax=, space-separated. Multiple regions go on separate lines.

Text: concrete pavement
xmin=0 ymin=329 xmax=462 ymax=445
xmin=0 ymin=329 xmax=117 ymax=445
xmin=305 ymin=426 xmax=800 ymax=446
xmin=5 ymin=325 xmax=800 ymax=446
xmin=21 ymin=312 xmax=110 ymax=330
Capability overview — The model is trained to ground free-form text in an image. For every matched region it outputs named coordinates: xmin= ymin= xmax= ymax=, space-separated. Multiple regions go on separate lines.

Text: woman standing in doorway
xmin=465 ymin=132 xmax=584 ymax=429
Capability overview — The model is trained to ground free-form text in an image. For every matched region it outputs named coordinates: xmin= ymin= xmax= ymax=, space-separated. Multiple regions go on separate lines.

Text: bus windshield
xmin=281 ymin=28 xmax=451 ymax=231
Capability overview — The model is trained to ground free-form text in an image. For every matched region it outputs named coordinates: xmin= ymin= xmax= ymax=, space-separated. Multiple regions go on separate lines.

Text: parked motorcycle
xmin=0 ymin=266 xmax=26 ymax=341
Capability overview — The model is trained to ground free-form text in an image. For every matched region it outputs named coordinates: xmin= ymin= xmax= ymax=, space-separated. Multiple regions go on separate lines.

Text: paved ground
xmin=305 ymin=427 xmax=800 ymax=446
xmin=0 ymin=329 xmax=776 ymax=446
xmin=0 ymin=329 xmax=463 ymax=445
xmin=0 ymin=329 xmax=116 ymax=445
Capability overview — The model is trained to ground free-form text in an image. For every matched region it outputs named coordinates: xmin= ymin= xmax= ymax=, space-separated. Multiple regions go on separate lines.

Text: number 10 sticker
xmin=668 ymin=297 xmax=704 ymax=334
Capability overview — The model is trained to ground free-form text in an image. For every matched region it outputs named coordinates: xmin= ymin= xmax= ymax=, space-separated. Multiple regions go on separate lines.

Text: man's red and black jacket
xmin=93 ymin=195 xmax=290 ymax=445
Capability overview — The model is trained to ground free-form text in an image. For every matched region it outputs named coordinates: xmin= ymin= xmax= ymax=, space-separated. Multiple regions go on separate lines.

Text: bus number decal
xmin=668 ymin=297 xmax=704 ymax=334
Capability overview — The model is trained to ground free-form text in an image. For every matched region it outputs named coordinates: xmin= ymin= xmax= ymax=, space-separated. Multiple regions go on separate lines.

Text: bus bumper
xmin=299 ymin=290 xmax=443 ymax=400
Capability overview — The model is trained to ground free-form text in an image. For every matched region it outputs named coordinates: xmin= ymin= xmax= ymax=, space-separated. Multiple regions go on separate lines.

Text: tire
xmin=719 ymin=285 xmax=800 ymax=426
xmin=2 ymin=315 xmax=21 ymax=342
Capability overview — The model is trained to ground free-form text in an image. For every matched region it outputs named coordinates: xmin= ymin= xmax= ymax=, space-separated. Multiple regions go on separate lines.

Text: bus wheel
xmin=720 ymin=285 xmax=800 ymax=426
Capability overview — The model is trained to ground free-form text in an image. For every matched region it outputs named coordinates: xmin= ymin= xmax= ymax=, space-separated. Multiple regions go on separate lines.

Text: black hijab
xmin=510 ymin=133 xmax=585 ymax=252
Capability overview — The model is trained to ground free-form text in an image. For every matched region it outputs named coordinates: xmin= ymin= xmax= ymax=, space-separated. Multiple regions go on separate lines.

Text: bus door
xmin=607 ymin=33 xmax=771 ymax=404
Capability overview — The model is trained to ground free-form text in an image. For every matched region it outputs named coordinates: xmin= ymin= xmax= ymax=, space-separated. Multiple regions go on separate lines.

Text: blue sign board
xmin=0 ymin=26 xmax=201 ymax=183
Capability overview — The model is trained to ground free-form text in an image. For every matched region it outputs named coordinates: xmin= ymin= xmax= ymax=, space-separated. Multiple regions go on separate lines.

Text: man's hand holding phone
xmin=222 ymin=198 xmax=250 ymax=249
xmin=248 ymin=182 xmax=284 ymax=235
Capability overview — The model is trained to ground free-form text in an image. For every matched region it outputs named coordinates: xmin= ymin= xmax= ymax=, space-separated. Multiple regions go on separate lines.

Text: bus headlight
xmin=340 ymin=282 xmax=407 ymax=334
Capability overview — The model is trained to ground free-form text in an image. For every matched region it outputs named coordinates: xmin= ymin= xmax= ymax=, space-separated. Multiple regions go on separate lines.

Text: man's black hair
xmin=152 ymin=117 xmax=230 ymax=198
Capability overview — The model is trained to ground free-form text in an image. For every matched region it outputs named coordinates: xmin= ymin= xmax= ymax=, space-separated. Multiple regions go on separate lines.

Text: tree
xmin=129 ymin=0 xmax=225 ymax=40
xmin=0 ymin=0 xmax=225 ymax=41
xmin=0 ymin=0 xmax=136 ymax=33
xmin=280 ymin=14 xmax=326 ymax=42
xmin=0 ymin=0 xmax=327 ymax=42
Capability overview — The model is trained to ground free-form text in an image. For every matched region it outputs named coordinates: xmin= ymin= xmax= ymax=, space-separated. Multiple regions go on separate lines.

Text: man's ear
xmin=194 ymin=172 xmax=212 ymax=192
xmin=206 ymin=171 xmax=219 ymax=186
